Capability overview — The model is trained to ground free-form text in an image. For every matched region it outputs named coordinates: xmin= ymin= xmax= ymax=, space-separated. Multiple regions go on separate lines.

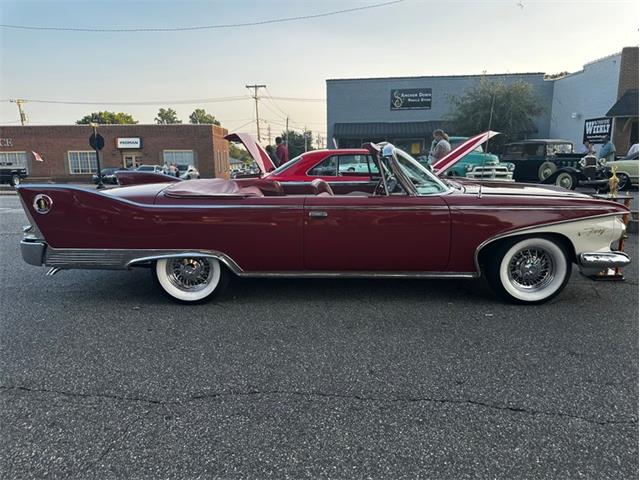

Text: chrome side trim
xmin=41 ymin=246 xmax=478 ymax=279
xmin=451 ymin=206 xmax=618 ymax=211
xmin=473 ymin=212 xmax=623 ymax=274
xmin=235 ymin=271 xmax=478 ymax=279
xmin=306 ymin=205 xmax=449 ymax=211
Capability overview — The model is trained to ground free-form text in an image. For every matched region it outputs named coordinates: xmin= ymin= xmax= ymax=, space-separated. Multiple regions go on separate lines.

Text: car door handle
xmin=308 ymin=211 xmax=328 ymax=219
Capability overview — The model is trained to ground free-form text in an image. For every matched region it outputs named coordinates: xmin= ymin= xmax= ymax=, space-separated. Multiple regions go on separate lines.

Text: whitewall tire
xmin=486 ymin=237 xmax=571 ymax=304
xmin=154 ymin=256 xmax=228 ymax=303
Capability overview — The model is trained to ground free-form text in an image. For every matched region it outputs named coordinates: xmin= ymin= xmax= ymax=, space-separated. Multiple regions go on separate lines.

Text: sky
xmin=0 ymin=0 xmax=638 ymax=141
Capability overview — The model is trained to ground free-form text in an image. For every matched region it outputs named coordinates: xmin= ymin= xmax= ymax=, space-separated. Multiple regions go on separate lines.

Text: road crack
xmin=1 ymin=384 xmax=636 ymax=427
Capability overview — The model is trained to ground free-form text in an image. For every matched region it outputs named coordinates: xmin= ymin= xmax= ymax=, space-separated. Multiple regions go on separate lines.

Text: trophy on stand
xmin=608 ymin=164 xmax=619 ymax=198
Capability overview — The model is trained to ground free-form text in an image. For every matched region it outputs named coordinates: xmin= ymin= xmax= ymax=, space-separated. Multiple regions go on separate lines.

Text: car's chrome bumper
xmin=21 ymin=239 xmax=46 ymax=266
xmin=579 ymin=251 xmax=631 ymax=269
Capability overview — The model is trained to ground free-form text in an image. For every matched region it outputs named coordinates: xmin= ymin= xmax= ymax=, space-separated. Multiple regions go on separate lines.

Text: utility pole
xmin=245 ymin=84 xmax=266 ymax=141
xmin=267 ymin=124 xmax=272 ymax=145
xmin=285 ymin=116 xmax=289 ymax=146
xmin=304 ymin=125 xmax=308 ymax=152
xmin=10 ymin=99 xmax=28 ymax=125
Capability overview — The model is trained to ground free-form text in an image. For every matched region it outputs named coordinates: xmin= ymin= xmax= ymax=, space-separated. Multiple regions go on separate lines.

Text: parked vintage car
xmin=18 ymin=139 xmax=629 ymax=305
xmin=225 ymin=132 xmax=499 ymax=194
xmin=605 ymin=152 xmax=638 ymax=190
xmin=443 ymin=136 xmax=514 ymax=181
xmin=502 ymin=139 xmax=613 ymax=190
xmin=92 ymin=167 xmax=129 ymax=185
xmin=178 ymin=165 xmax=200 ymax=180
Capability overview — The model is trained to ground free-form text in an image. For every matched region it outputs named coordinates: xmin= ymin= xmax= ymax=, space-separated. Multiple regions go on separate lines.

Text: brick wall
xmin=0 ymin=124 xmax=229 ymax=182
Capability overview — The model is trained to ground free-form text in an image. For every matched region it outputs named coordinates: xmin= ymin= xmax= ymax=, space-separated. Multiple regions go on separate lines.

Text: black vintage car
xmin=92 ymin=167 xmax=129 ymax=185
xmin=502 ymin=139 xmax=608 ymax=190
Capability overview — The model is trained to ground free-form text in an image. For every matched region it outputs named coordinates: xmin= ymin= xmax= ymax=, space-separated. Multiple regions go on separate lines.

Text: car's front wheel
xmin=485 ymin=237 xmax=571 ymax=304
xmin=10 ymin=174 xmax=20 ymax=187
xmin=153 ymin=256 xmax=229 ymax=303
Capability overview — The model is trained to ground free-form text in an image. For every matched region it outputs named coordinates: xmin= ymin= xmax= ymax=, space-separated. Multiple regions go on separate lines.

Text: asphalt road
xmin=0 ymin=195 xmax=637 ymax=479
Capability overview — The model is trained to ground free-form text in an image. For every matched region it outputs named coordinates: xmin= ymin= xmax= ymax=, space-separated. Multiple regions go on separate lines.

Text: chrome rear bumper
xmin=21 ymin=239 xmax=46 ymax=266
xmin=579 ymin=251 xmax=631 ymax=269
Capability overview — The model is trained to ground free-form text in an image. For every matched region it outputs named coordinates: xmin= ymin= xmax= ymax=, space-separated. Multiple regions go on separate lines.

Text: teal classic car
xmin=442 ymin=136 xmax=515 ymax=180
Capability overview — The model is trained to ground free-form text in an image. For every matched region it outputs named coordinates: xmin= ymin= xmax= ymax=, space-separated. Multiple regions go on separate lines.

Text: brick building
xmin=0 ymin=124 xmax=230 ymax=182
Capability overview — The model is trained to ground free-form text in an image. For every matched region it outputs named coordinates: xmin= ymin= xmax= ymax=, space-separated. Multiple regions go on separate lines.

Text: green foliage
xmin=448 ymin=80 xmax=545 ymax=150
xmin=189 ymin=108 xmax=220 ymax=125
xmin=76 ymin=111 xmax=138 ymax=125
xmin=155 ymin=108 xmax=182 ymax=124
xmin=229 ymin=143 xmax=253 ymax=165
xmin=280 ymin=129 xmax=314 ymax=159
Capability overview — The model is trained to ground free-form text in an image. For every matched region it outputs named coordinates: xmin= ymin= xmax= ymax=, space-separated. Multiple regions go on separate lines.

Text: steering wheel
xmin=373 ymin=176 xmax=398 ymax=196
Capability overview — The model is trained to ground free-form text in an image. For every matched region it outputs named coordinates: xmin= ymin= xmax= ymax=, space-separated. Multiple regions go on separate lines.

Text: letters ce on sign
xmin=116 ymin=137 xmax=142 ymax=149
xmin=583 ymin=117 xmax=612 ymax=144
xmin=390 ymin=88 xmax=432 ymax=111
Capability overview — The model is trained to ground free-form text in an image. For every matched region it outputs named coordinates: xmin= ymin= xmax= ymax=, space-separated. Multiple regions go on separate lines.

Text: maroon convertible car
xmin=18 ymin=141 xmax=629 ymax=304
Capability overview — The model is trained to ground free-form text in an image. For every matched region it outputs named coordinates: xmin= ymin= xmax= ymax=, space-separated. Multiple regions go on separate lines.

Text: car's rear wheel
xmin=555 ymin=172 xmax=576 ymax=190
xmin=538 ymin=162 xmax=557 ymax=181
xmin=485 ymin=237 xmax=571 ymax=304
xmin=153 ymin=256 xmax=229 ymax=303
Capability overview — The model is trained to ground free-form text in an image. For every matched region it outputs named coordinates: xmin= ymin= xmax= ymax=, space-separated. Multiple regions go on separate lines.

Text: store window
xmin=68 ymin=151 xmax=97 ymax=174
xmin=163 ymin=150 xmax=195 ymax=170
xmin=0 ymin=151 xmax=28 ymax=168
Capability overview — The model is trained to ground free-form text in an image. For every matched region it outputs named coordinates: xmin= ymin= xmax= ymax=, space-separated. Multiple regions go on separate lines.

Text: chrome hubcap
xmin=508 ymin=248 xmax=555 ymax=291
xmin=166 ymin=258 xmax=213 ymax=292
xmin=557 ymin=175 xmax=572 ymax=188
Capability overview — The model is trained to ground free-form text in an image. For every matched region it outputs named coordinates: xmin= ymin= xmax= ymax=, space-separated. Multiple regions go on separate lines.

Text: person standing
xmin=429 ymin=129 xmax=451 ymax=164
xmin=598 ymin=135 xmax=616 ymax=162
xmin=578 ymin=140 xmax=595 ymax=155
xmin=275 ymin=136 xmax=289 ymax=166
xmin=265 ymin=145 xmax=279 ymax=166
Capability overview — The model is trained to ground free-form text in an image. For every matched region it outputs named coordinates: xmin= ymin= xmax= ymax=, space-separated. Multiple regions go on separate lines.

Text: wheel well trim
xmin=473 ymin=212 xmax=621 ymax=275
xmin=126 ymin=251 xmax=244 ymax=275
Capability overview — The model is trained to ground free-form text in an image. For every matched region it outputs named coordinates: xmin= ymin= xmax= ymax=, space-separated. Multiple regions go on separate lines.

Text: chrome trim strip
xmin=41 ymin=246 xmax=479 ymax=279
xmin=472 ymin=212 xmax=623 ymax=274
xmin=235 ymin=271 xmax=478 ymax=279
xmin=451 ymin=206 xmax=619 ymax=211
xmin=306 ymin=205 xmax=450 ymax=211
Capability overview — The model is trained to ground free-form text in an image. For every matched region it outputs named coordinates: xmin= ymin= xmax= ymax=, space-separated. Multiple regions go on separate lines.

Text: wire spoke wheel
xmin=507 ymin=247 xmax=555 ymax=292
xmin=167 ymin=257 xmax=213 ymax=292
xmin=154 ymin=256 xmax=225 ymax=302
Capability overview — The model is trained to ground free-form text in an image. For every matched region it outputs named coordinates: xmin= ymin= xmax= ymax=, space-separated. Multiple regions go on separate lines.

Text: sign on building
xmin=583 ymin=117 xmax=612 ymax=144
xmin=116 ymin=137 xmax=142 ymax=149
xmin=390 ymin=88 xmax=432 ymax=110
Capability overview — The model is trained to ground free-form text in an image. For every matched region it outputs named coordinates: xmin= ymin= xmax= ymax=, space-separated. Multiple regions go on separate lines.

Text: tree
xmin=448 ymin=80 xmax=545 ymax=150
xmin=155 ymin=108 xmax=181 ymax=124
xmin=76 ymin=111 xmax=138 ymax=125
xmin=280 ymin=130 xmax=314 ymax=159
xmin=189 ymin=108 xmax=220 ymax=125
xmin=229 ymin=143 xmax=253 ymax=165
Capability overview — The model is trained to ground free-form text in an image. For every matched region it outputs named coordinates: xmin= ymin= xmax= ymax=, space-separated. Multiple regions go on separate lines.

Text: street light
xmin=89 ymin=122 xmax=105 ymax=190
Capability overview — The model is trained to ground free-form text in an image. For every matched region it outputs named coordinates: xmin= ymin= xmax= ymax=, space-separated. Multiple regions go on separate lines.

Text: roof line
xmin=327 ymin=72 xmax=546 ymax=82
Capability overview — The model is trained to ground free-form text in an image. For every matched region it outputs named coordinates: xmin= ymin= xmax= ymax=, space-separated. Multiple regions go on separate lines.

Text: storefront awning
xmin=606 ymin=89 xmax=639 ymax=118
xmin=333 ymin=121 xmax=451 ymax=138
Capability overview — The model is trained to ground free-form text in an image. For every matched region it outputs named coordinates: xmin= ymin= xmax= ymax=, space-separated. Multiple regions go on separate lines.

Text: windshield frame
xmin=382 ymin=145 xmax=451 ymax=196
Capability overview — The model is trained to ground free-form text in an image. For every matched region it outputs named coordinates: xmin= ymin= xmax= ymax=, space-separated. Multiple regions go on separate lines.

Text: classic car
xmin=92 ymin=167 xmax=129 ymax=185
xmin=0 ymin=151 xmax=29 ymax=187
xmin=18 ymin=137 xmax=630 ymax=305
xmin=605 ymin=152 xmax=638 ymax=190
xmin=502 ymin=139 xmax=613 ymax=190
xmin=443 ymin=136 xmax=514 ymax=181
xmin=225 ymin=132 xmax=502 ymax=194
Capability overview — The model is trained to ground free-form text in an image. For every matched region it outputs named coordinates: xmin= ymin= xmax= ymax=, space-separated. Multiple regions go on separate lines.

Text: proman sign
xmin=116 ymin=137 xmax=142 ymax=149
xmin=583 ymin=117 xmax=612 ymax=144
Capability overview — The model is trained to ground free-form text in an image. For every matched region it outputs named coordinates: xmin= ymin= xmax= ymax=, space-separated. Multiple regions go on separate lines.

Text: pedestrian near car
xmin=578 ymin=140 xmax=595 ymax=155
xmin=598 ymin=135 xmax=616 ymax=162
xmin=275 ymin=137 xmax=289 ymax=166
xmin=429 ymin=129 xmax=451 ymax=164
xmin=265 ymin=145 xmax=279 ymax=166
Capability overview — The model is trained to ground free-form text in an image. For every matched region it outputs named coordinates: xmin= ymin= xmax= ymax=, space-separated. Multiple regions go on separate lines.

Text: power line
xmin=0 ymin=96 xmax=249 ymax=106
xmin=0 ymin=0 xmax=404 ymax=33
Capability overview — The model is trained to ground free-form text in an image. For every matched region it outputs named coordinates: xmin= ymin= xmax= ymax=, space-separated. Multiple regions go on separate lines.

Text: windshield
xmin=267 ymin=154 xmax=303 ymax=175
xmin=392 ymin=148 xmax=448 ymax=195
